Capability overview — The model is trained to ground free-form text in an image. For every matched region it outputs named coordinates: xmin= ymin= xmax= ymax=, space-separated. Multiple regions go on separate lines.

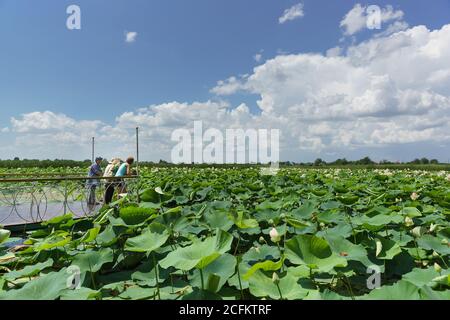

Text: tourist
xmin=86 ymin=157 xmax=103 ymax=205
xmin=103 ymin=158 xmax=122 ymax=204
xmin=115 ymin=156 xmax=135 ymax=193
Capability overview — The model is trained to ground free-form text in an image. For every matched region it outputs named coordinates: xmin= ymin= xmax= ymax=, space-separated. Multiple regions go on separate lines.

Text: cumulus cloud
xmin=254 ymin=53 xmax=263 ymax=62
xmin=340 ymin=4 xmax=407 ymax=36
xmin=125 ymin=31 xmax=138 ymax=43
xmin=279 ymin=3 xmax=304 ymax=24
xmin=6 ymin=24 xmax=450 ymax=162
xmin=212 ymin=24 xmax=450 ymax=153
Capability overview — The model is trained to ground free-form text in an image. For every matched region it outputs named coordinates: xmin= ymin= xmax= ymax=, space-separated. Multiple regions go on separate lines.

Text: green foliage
xmin=0 ymin=167 xmax=449 ymax=300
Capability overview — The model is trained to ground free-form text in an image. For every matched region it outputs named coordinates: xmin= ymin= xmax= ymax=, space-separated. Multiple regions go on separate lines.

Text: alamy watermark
xmin=171 ymin=121 xmax=280 ymax=175
xmin=366 ymin=265 xmax=382 ymax=290
xmin=366 ymin=5 xmax=382 ymax=30
xmin=66 ymin=5 xmax=81 ymax=30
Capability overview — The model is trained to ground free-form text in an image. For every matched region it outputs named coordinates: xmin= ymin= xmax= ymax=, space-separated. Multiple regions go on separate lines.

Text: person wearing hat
xmin=86 ymin=157 xmax=103 ymax=206
xmin=103 ymin=158 xmax=122 ymax=204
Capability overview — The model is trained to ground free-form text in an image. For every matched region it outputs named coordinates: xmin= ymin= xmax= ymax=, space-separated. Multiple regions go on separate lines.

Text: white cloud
xmin=340 ymin=4 xmax=405 ymax=36
xmin=210 ymin=76 xmax=247 ymax=95
xmin=254 ymin=53 xmax=263 ymax=62
xmin=6 ymin=24 xmax=450 ymax=162
xmin=212 ymin=24 xmax=450 ymax=154
xmin=125 ymin=31 xmax=138 ymax=43
xmin=1 ymin=127 xmax=9 ymax=133
xmin=279 ymin=3 xmax=304 ymax=24
xmin=326 ymin=46 xmax=342 ymax=57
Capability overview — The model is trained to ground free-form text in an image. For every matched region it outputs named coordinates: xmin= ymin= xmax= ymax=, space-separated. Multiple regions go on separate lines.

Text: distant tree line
xmin=0 ymin=156 xmax=445 ymax=169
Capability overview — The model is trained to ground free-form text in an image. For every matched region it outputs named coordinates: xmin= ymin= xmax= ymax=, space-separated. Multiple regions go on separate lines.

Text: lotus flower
xmin=0 ymin=229 xmax=10 ymax=244
xmin=269 ymin=228 xmax=281 ymax=243
xmin=272 ymin=272 xmax=280 ymax=284
xmin=404 ymin=217 xmax=414 ymax=227
xmin=429 ymin=223 xmax=437 ymax=233
xmin=410 ymin=192 xmax=419 ymax=201
xmin=434 ymin=263 xmax=442 ymax=273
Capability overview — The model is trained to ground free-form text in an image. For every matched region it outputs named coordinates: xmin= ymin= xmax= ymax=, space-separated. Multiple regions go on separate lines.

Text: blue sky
xmin=0 ymin=0 xmax=450 ymax=162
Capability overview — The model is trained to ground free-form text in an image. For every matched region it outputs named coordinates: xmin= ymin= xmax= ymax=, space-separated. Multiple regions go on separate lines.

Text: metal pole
xmin=91 ymin=137 xmax=95 ymax=163
xmin=136 ymin=127 xmax=140 ymax=176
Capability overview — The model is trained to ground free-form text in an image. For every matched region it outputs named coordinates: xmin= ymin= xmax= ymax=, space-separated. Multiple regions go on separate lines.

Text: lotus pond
xmin=0 ymin=167 xmax=449 ymax=300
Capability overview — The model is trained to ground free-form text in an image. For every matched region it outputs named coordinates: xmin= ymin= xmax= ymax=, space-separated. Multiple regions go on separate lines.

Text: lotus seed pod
xmin=268 ymin=219 xmax=274 ymax=225
xmin=432 ymin=251 xmax=439 ymax=258
xmin=255 ymin=246 xmax=261 ymax=253
xmin=259 ymin=236 xmax=265 ymax=244
xmin=441 ymin=238 xmax=448 ymax=245
xmin=279 ymin=213 xmax=286 ymax=219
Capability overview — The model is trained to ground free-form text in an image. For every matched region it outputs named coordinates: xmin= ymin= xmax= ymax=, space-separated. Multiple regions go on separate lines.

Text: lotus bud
xmin=268 ymin=219 xmax=274 ymax=225
xmin=404 ymin=217 xmax=414 ymax=227
xmin=269 ymin=228 xmax=281 ymax=243
xmin=441 ymin=238 xmax=448 ymax=245
xmin=0 ymin=229 xmax=10 ymax=244
xmin=432 ymin=251 xmax=439 ymax=258
xmin=411 ymin=226 xmax=425 ymax=238
xmin=259 ymin=236 xmax=265 ymax=244
xmin=410 ymin=192 xmax=419 ymax=201
xmin=434 ymin=263 xmax=442 ymax=273
xmin=429 ymin=223 xmax=437 ymax=233
xmin=272 ymin=272 xmax=280 ymax=284
xmin=279 ymin=213 xmax=286 ymax=219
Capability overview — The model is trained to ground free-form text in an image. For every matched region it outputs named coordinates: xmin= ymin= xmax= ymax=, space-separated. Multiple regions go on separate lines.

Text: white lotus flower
xmin=410 ymin=192 xmax=419 ymax=201
xmin=404 ymin=217 xmax=414 ymax=227
xmin=434 ymin=263 xmax=442 ymax=273
xmin=155 ymin=187 xmax=164 ymax=195
xmin=269 ymin=228 xmax=281 ymax=243
xmin=272 ymin=272 xmax=280 ymax=284
xmin=429 ymin=223 xmax=438 ymax=233
xmin=375 ymin=239 xmax=383 ymax=257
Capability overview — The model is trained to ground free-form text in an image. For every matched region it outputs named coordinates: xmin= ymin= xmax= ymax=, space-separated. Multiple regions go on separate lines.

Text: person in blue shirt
xmin=115 ymin=156 xmax=134 ymax=194
xmin=86 ymin=157 xmax=103 ymax=206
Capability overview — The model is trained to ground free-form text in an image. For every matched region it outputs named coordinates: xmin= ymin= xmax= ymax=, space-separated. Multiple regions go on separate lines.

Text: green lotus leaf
xmin=3 ymin=259 xmax=54 ymax=281
xmin=243 ymin=258 xmax=284 ymax=280
xmin=362 ymin=280 xmax=421 ymax=300
xmin=124 ymin=223 xmax=170 ymax=253
xmin=248 ymin=271 xmax=309 ymax=300
xmin=0 ymin=268 xmax=69 ymax=300
xmin=159 ymin=229 xmax=233 ymax=271
xmin=399 ymin=207 xmax=422 ymax=218
xmin=323 ymin=234 xmax=372 ymax=267
xmin=417 ymin=235 xmax=450 ymax=255
xmin=190 ymin=253 xmax=237 ymax=292
xmin=374 ymin=237 xmax=402 ymax=260
xmin=71 ymin=248 xmax=114 ymax=273
xmin=285 ymin=235 xmax=348 ymax=272
xmin=402 ymin=267 xmax=445 ymax=287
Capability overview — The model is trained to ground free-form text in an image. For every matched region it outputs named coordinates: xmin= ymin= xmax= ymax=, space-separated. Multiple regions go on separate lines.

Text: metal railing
xmin=0 ymin=176 xmax=140 ymax=226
